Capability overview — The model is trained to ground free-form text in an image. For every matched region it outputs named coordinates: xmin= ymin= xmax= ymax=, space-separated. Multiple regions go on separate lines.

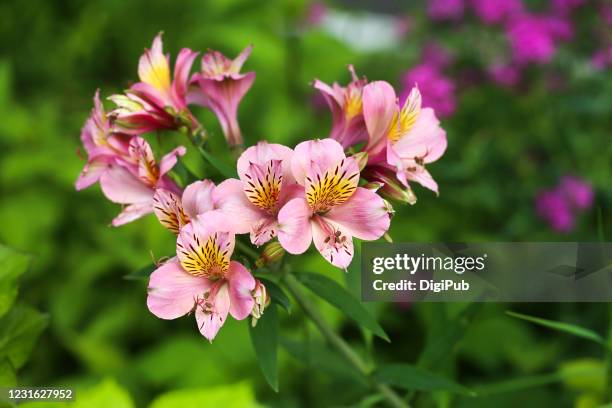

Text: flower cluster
xmin=76 ymin=34 xmax=447 ymax=341
xmin=535 ymin=176 xmax=594 ymax=233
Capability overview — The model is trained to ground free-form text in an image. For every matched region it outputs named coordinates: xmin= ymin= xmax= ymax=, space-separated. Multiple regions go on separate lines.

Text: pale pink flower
xmin=75 ymin=90 xmax=131 ymax=191
xmin=277 ymin=139 xmax=390 ymax=269
xmin=188 ymin=46 xmax=255 ymax=147
xmin=362 ymin=81 xmax=447 ymax=195
xmin=109 ymin=33 xmax=199 ymax=134
xmin=99 ymin=136 xmax=185 ymax=226
xmin=153 ymin=178 xmax=256 ymax=235
xmin=147 ymin=215 xmax=262 ymax=341
xmin=213 ymin=142 xmax=302 ymax=246
xmin=314 ymin=66 xmax=369 ymax=149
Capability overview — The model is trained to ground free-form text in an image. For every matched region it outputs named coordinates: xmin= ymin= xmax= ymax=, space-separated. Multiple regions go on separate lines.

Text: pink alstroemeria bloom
xmin=188 ymin=46 xmax=255 ymax=147
xmin=99 ymin=136 xmax=185 ymax=226
xmin=314 ymin=65 xmax=369 ymax=149
xmin=147 ymin=215 xmax=261 ymax=341
xmin=362 ymin=81 xmax=447 ymax=195
xmin=109 ymin=32 xmax=199 ymax=134
xmin=75 ymin=90 xmax=131 ymax=191
xmin=277 ymin=139 xmax=390 ymax=269
xmin=153 ymin=179 xmax=218 ymax=234
xmin=213 ymin=141 xmax=302 ymax=246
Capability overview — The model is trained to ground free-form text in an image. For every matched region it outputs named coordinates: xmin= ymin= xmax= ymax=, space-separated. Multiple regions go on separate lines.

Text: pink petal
xmin=182 ymin=179 xmax=216 ymax=219
xmin=112 ymin=202 xmax=154 ymax=226
xmin=277 ymin=197 xmax=313 ymax=254
xmin=226 ymin=261 xmax=256 ymax=320
xmin=230 ymin=45 xmax=254 ymax=73
xmin=291 ymin=139 xmax=346 ymax=185
xmin=159 ymin=145 xmax=187 ymax=176
xmin=75 ymin=157 xmax=110 ymax=190
xmin=147 ymin=260 xmax=210 ymax=320
xmin=404 ymin=167 xmax=439 ymax=194
xmin=391 ymin=108 xmax=447 ymax=164
xmin=311 ymin=217 xmax=355 ymax=268
xmin=176 ymin=213 xmax=236 ymax=275
xmin=362 ymin=81 xmax=397 ymax=154
xmin=325 ymin=187 xmax=390 ymax=241
xmin=213 ymin=179 xmax=263 ymax=234
xmin=172 ymin=48 xmax=199 ymax=107
xmin=153 ymin=189 xmax=188 ymax=233
xmin=195 ymin=282 xmax=230 ymax=341
xmin=237 ymin=141 xmax=295 ymax=184
xmin=137 ymin=32 xmax=171 ymax=98
xmin=99 ymin=165 xmax=153 ymax=204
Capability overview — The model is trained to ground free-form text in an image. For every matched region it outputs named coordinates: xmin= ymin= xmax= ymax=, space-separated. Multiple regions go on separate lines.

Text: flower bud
xmin=255 ymin=241 xmax=285 ymax=268
xmin=363 ymin=181 xmax=384 ymax=192
xmin=351 ymin=151 xmax=369 ymax=171
xmin=251 ymin=279 xmax=271 ymax=327
xmin=362 ymin=166 xmax=417 ymax=205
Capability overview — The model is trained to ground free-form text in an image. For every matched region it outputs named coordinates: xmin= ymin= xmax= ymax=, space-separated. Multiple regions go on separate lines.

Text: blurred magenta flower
xmin=109 ymin=33 xmax=199 ymax=134
xmin=307 ymin=2 xmax=327 ymax=26
xmin=362 ymin=82 xmax=447 ymax=195
xmin=535 ymin=190 xmax=574 ymax=232
xmin=147 ymin=215 xmax=263 ymax=341
xmin=506 ymin=14 xmax=562 ymax=64
xmin=401 ymin=63 xmax=456 ymax=118
xmin=213 ymin=141 xmax=302 ymax=246
xmin=278 ymin=139 xmax=390 ymax=269
xmin=535 ymin=176 xmax=594 ymax=233
xmin=471 ymin=0 xmax=523 ymax=24
xmin=314 ymin=66 xmax=369 ymax=149
xmin=592 ymin=46 xmax=612 ymax=70
xmin=559 ymin=176 xmax=594 ymax=210
xmin=189 ymin=46 xmax=255 ymax=147
xmin=421 ymin=42 xmax=454 ymax=69
xmin=428 ymin=0 xmax=465 ymax=21
xmin=488 ymin=62 xmax=521 ymax=87
xmin=99 ymin=136 xmax=186 ymax=226
xmin=551 ymin=0 xmax=586 ymax=15
xmin=75 ymin=90 xmax=131 ymax=191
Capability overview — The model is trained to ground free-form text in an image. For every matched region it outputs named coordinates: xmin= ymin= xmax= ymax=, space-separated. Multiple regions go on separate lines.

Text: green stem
xmin=235 ymin=239 xmax=259 ymax=260
xmin=282 ymin=273 xmax=409 ymax=408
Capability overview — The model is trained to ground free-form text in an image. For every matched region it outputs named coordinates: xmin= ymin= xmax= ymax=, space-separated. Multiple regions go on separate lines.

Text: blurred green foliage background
xmin=0 ymin=0 xmax=611 ymax=407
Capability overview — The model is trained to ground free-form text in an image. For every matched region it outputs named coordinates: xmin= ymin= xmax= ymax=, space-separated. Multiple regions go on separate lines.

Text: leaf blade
xmin=506 ymin=311 xmax=606 ymax=347
xmin=0 ymin=245 xmax=31 ymax=318
xmin=249 ymin=304 xmax=279 ymax=392
xmin=374 ymin=364 xmax=473 ymax=395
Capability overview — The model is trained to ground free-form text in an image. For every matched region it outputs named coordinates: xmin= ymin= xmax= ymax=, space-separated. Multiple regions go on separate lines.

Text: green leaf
xmin=198 ymin=146 xmax=237 ymax=179
xmin=170 ymin=159 xmax=199 ymax=187
xmin=0 ymin=358 xmax=16 ymax=387
xmin=123 ymin=263 xmax=157 ymax=281
xmin=0 ymin=245 xmax=30 ymax=318
xmin=374 ymin=364 xmax=473 ymax=395
xmin=280 ymin=337 xmax=369 ymax=386
xmin=149 ymin=382 xmax=261 ymax=408
xmin=506 ymin=311 xmax=606 ymax=347
xmin=259 ymin=279 xmax=291 ymax=313
xmin=0 ymin=304 xmax=48 ymax=370
xmin=293 ymin=272 xmax=389 ymax=342
xmin=72 ymin=378 xmax=134 ymax=408
xmin=249 ymin=304 xmax=278 ymax=392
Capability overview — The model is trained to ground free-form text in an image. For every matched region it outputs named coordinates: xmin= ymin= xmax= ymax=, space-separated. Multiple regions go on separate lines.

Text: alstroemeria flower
xmin=99 ymin=136 xmax=185 ymax=226
xmin=109 ymin=33 xmax=199 ymax=134
xmin=213 ymin=142 xmax=302 ymax=246
xmin=188 ymin=46 xmax=255 ymax=147
xmin=277 ymin=139 xmax=390 ymax=269
xmin=153 ymin=179 xmax=217 ymax=233
xmin=362 ymin=81 xmax=447 ymax=194
xmin=147 ymin=215 xmax=261 ymax=341
xmin=75 ymin=90 xmax=131 ymax=190
xmin=314 ymin=65 xmax=369 ymax=149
